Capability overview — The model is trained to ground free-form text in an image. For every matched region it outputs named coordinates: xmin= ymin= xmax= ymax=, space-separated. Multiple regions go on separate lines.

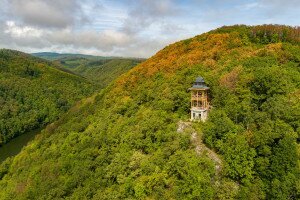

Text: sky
xmin=0 ymin=0 xmax=299 ymax=58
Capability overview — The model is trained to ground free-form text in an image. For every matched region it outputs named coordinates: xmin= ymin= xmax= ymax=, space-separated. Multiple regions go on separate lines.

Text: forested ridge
xmin=32 ymin=52 xmax=108 ymax=61
xmin=0 ymin=49 xmax=95 ymax=145
xmin=0 ymin=25 xmax=300 ymax=199
xmin=33 ymin=53 xmax=144 ymax=88
xmin=58 ymin=58 xmax=143 ymax=88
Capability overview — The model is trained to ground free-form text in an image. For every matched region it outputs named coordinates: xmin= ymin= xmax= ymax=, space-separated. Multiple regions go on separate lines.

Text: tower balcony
xmin=191 ymin=95 xmax=207 ymax=100
xmin=191 ymin=106 xmax=209 ymax=111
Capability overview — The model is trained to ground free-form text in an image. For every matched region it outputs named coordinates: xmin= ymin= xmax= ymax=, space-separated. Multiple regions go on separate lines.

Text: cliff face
xmin=0 ymin=25 xmax=300 ymax=199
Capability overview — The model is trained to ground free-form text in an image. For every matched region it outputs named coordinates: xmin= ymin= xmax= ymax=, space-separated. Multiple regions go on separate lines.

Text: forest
xmin=0 ymin=49 xmax=95 ymax=145
xmin=0 ymin=25 xmax=299 ymax=199
xmin=0 ymin=50 xmax=141 ymax=146
xmin=56 ymin=56 xmax=143 ymax=88
xmin=33 ymin=53 xmax=144 ymax=88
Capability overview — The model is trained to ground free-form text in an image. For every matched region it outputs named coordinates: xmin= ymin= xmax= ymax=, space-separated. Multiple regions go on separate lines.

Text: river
xmin=0 ymin=128 xmax=42 ymax=163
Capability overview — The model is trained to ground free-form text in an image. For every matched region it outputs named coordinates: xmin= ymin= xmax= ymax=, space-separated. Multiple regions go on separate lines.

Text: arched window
xmin=193 ymin=101 xmax=197 ymax=107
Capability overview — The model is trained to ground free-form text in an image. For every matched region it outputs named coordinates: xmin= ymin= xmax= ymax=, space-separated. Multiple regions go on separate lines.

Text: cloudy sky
xmin=0 ymin=0 xmax=299 ymax=58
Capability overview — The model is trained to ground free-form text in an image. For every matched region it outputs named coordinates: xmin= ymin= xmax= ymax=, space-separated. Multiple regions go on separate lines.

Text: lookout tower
xmin=189 ymin=77 xmax=210 ymax=121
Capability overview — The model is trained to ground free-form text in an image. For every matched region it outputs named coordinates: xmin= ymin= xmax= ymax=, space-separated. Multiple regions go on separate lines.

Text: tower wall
xmin=190 ymin=89 xmax=209 ymax=122
xmin=191 ymin=109 xmax=208 ymax=121
xmin=189 ymin=77 xmax=210 ymax=122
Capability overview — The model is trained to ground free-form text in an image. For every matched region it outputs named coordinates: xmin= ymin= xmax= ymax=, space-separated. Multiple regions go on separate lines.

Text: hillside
xmin=1 ymin=25 xmax=300 ymax=199
xmin=31 ymin=52 xmax=105 ymax=61
xmin=70 ymin=59 xmax=143 ymax=88
xmin=33 ymin=53 xmax=144 ymax=88
xmin=0 ymin=49 xmax=95 ymax=145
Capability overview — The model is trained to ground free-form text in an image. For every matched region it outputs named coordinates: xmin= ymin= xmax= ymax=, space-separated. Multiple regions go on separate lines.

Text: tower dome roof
xmin=195 ymin=77 xmax=205 ymax=83
xmin=189 ymin=76 xmax=209 ymax=90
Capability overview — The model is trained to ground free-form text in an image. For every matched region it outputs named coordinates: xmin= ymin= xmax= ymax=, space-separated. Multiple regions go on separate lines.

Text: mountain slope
xmin=33 ymin=53 xmax=144 ymax=88
xmin=31 ymin=52 xmax=104 ymax=61
xmin=1 ymin=25 xmax=300 ymax=199
xmin=0 ymin=49 xmax=95 ymax=145
xmin=70 ymin=58 xmax=144 ymax=88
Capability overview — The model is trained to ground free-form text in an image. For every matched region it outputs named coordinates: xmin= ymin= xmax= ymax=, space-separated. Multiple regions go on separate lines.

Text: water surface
xmin=0 ymin=128 xmax=42 ymax=163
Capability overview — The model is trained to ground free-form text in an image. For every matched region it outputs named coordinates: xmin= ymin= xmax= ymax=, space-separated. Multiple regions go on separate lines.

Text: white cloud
xmin=1 ymin=0 xmax=299 ymax=58
xmin=1 ymin=21 xmax=156 ymax=57
xmin=46 ymin=29 xmax=133 ymax=51
xmin=122 ymin=0 xmax=181 ymax=34
xmin=0 ymin=0 xmax=188 ymax=57
xmin=5 ymin=21 xmax=43 ymax=37
xmin=8 ymin=0 xmax=86 ymax=28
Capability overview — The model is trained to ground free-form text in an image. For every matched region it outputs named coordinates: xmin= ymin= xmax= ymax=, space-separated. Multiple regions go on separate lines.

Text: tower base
xmin=191 ymin=109 xmax=208 ymax=122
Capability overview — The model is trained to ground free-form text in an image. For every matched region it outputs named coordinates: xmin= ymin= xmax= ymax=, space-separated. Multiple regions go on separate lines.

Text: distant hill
xmin=61 ymin=58 xmax=144 ymax=88
xmin=1 ymin=25 xmax=300 ymax=199
xmin=33 ymin=52 xmax=145 ymax=88
xmin=31 ymin=52 xmax=109 ymax=60
xmin=0 ymin=49 xmax=95 ymax=145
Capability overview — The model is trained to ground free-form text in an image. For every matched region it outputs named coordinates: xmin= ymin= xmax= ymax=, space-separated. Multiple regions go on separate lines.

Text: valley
xmin=33 ymin=52 xmax=145 ymax=88
xmin=0 ymin=50 xmax=140 ymax=163
xmin=0 ymin=25 xmax=299 ymax=199
xmin=0 ymin=127 xmax=43 ymax=163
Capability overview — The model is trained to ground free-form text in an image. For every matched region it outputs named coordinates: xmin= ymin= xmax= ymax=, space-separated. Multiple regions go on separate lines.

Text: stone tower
xmin=189 ymin=77 xmax=210 ymax=121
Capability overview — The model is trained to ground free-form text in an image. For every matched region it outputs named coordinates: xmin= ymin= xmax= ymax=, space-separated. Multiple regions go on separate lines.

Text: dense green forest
xmin=0 ymin=51 xmax=139 ymax=145
xmin=0 ymin=25 xmax=300 ymax=199
xmin=0 ymin=49 xmax=95 ymax=145
xmin=59 ymin=58 xmax=143 ymax=88
xmin=33 ymin=53 xmax=144 ymax=88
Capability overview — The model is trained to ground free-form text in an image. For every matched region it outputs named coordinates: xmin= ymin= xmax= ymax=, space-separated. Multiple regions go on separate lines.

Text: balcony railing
xmin=191 ymin=106 xmax=209 ymax=110
xmin=191 ymin=95 xmax=207 ymax=98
